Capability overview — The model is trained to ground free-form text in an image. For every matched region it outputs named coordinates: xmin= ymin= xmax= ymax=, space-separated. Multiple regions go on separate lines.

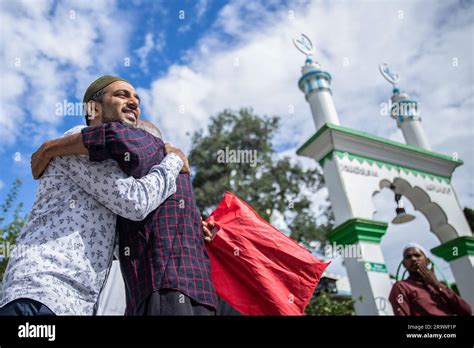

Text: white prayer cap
xmin=403 ymin=242 xmax=428 ymax=257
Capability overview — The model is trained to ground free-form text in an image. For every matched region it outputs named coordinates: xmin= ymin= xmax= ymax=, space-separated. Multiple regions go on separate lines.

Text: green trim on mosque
xmin=430 ymin=236 xmax=474 ymax=262
xmin=327 ymin=218 xmax=388 ymax=246
xmin=320 ymin=150 xmax=452 ymax=184
xmin=296 ymin=123 xmax=463 ymax=165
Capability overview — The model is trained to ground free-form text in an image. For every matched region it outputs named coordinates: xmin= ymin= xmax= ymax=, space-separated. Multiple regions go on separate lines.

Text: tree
xmin=0 ymin=179 xmax=27 ymax=281
xmin=189 ymin=108 xmax=334 ymax=248
xmin=305 ymin=291 xmax=357 ymax=316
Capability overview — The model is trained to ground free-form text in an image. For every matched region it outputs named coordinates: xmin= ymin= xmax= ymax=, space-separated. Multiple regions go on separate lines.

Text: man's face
xmin=95 ymin=81 xmax=141 ymax=126
xmin=402 ymin=247 xmax=428 ymax=274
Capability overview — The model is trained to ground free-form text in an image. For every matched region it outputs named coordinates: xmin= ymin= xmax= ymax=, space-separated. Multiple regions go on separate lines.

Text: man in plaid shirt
xmin=80 ymin=121 xmax=218 ymax=315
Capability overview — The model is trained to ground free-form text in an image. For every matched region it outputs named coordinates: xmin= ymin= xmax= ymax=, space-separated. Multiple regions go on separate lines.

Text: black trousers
xmin=0 ymin=298 xmax=55 ymax=316
xmin=134 ymin=289 xmax=216 ymax=316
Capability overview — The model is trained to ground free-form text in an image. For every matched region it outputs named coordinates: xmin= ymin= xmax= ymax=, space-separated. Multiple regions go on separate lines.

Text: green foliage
xmin=450 ymin=283 xmax=460 ymax=295
xmin=189 ymin=108 xmax=334 ymax=248
xmin=463 ymin=207 xmax=474 ymax=232
xmin=305 ymin=291 xmax=357 ymax=316
xmin=0 ymin=179 xmax=27 ymax=281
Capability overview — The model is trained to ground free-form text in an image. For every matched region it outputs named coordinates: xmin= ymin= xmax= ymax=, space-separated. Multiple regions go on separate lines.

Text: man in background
xmin=389 ymin=243 xmax=471 ymax=316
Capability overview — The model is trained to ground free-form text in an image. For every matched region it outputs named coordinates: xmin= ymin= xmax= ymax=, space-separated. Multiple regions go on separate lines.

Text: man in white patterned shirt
xmin=0 ymin=76 xmax=187 ymax=315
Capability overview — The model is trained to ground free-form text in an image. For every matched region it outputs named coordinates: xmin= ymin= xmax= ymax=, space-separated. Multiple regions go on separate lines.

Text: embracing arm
xmin=81 ymin=122 xmax=190 ymax=177
xmin=31 ymin=122 xmax=189 ymax=179
xmin=31 ymin=132 xmax=88 ymax=179
xmin=51 ymin=153 xmax=183 ymax=221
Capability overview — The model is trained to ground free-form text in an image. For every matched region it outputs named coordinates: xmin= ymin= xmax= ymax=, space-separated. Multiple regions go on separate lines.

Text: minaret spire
xmin=379 ymin=63 xmax=431 ymax=150
xmin=293 ymin=34 xmax=340 ymax=130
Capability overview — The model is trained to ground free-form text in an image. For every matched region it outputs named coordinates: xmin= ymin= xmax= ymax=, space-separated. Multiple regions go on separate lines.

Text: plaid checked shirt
xmin=82 ymin=122 xmax=218 ymax=314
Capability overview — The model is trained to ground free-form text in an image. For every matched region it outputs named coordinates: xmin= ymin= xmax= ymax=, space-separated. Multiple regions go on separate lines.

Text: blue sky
xmin=0 ymin=0 xmax=473 ymax=283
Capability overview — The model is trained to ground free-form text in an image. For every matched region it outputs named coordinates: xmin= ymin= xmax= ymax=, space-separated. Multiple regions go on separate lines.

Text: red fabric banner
xmin=206 ymin=192 xmax=329 ymax=315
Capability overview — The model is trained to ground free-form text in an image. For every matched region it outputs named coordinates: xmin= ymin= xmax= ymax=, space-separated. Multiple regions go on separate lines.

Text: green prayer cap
xmin=83 ymin=75 xmax=129 ymax=103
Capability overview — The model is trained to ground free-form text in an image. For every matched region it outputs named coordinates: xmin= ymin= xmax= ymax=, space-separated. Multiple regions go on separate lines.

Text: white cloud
xmin=135 ymin=32 xmax=166 ymax=73
xmin=0 ymin=0 xmax=133 ymax=148
xmin=196 ymin=0 xmax=210 ymax=21
xmin=178 ymin=0 xmax=212 ymax=33
xmin=140 ymin=0 xmax=473 ymax=281
xmin=136 ymin=33 xmax=155 ymax=72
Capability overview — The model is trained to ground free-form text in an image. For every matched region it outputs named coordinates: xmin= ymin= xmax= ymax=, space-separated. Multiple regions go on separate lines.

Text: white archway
xmin=378 ymin=178 xmax=458 ymax=243
xmin=372 ymin=183 xmax=455 ymax=286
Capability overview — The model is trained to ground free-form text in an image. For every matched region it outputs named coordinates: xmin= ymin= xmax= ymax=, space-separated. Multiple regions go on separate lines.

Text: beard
xmin=102 ymin=110 xmax=136 ymax=127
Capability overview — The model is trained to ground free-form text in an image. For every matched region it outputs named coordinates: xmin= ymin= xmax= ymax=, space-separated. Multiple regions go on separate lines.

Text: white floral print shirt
xmin=0 ymin=126 xmax=182 ymax=315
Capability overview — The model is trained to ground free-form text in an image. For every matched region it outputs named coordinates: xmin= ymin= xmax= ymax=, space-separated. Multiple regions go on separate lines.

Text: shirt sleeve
xmin=81 ymin=122 xmax=159 ymax=178
xmin=429 ymin=284 xmax=472 ymax=316
xmin=51 ymin=153 xmax=183 ymax=221
xmin=389 ymin=282 xmax=412 ymax=316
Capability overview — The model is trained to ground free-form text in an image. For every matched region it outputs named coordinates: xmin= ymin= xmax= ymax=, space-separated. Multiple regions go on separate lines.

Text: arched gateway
xmin=293 ymin=34 xmax=474 ymax=315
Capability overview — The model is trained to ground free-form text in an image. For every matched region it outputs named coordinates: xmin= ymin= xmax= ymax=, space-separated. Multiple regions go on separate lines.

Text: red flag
xmin=206 ymin=192 xmax=329 ymax=316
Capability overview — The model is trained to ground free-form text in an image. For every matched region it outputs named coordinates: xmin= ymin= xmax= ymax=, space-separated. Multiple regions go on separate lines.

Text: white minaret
xmin=390 ymin=88 xmax=431 ymax=150
xmin=295 ymin=35 xmax=395 ymax=315
xmin=380 ymin=63 xmax=431 ymax=150
xmin=293 ymin=34 xmax=340 ymax=130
